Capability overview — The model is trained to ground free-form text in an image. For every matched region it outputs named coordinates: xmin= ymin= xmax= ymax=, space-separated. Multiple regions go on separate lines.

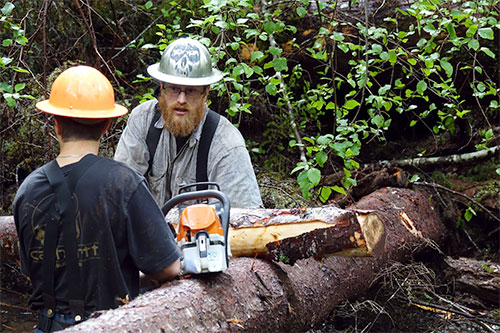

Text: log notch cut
xmin=54 ymin=187 xmax=445 ymax=332
xmin=228 ymin=207 xmax=385 ymax=265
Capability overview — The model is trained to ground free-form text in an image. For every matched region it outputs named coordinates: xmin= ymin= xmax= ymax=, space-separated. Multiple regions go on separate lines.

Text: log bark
xmin=54 ymin=187 xmax=445 ymax=332
xmin=0 ymin=216 xmax=20 ymax=263
xmin=444 ymin=257 xmax=500 ymax=306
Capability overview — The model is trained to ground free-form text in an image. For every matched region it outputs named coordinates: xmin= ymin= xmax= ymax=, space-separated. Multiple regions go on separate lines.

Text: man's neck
xmin=56 ymin=140 xmax=99 ymax=167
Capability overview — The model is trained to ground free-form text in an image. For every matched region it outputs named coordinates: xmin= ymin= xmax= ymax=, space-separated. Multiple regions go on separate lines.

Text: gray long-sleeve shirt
xmin=114 ymin=99 xmax=263 ymax=209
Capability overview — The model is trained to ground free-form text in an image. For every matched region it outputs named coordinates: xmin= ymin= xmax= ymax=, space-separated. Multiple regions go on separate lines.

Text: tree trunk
xmin=55 ymin=187 xmax=446 ymax=332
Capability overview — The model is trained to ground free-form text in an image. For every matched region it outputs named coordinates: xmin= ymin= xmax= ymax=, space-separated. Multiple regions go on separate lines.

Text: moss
xmin=431 ymin=170 xmax=454 ymax=189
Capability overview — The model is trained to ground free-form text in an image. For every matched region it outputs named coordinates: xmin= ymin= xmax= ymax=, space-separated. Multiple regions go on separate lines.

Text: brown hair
xmin=54 ymin=115 xmax=109 ymax=141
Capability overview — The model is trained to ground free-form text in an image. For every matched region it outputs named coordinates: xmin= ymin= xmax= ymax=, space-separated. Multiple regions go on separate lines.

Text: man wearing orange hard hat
xmin=13 ymin=65 xmax=180 ymax=332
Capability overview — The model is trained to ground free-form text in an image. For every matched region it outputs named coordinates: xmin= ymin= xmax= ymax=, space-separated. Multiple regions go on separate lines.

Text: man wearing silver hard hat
xmin=115 ymin=37 xmax=263 ymax=209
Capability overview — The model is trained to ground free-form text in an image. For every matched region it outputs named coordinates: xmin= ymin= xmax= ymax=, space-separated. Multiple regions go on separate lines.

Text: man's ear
xmin=54 ymin=117 xmax=62 ymax=136
xmin=203 ymin=86 xmax=210 ymax=99
xmin=102 ymin=119 xmax=112 ymax=134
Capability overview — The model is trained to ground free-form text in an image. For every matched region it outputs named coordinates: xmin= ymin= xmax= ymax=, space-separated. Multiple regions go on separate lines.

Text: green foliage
xmin=1 ymin=0 xmax=499 ymax=215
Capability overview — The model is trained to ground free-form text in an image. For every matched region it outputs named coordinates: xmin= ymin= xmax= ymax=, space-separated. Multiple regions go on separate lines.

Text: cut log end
xmin=358 ymin=213 xmax=385 ymax=256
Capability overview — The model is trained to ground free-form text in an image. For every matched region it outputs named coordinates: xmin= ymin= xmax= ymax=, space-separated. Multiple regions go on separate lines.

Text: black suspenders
xmin=145 ymin=105 xmax=220 ymax=191
xmin=42 ymin=154 xmax=99 ymax=325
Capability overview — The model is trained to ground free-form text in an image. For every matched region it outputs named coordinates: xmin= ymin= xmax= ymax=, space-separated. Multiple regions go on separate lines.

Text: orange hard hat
xmin=36 ymin=65 xmax=127 ymax=119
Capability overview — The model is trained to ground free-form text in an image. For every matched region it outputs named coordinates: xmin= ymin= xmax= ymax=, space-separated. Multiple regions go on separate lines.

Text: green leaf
xmin=468 ymin=39 xmax=480 ymax=50
xmin=371 ymin=114 xmax=384 ymax=128
xmin=446 ymin=23 xmax=457 ymax=39
xmin=268 ymin=46 xmax=282 ymax=56
xmin=484 ymin=129 xmax=493 ymax=141
xmin=14 ymin=83 xmax=25 ymax=92
xmin=250 ymin=51 xmax=264 ymax=62
xmin=265 ymin=83 xmax=278 ymax=95
xmin=2 ymin=39 xmax=12 ymax=47
xmin=478 ymin=27 xmax=494 ymax=40
xmin=317 ymin=134 xmax=333 ymax=145
xmin=307 ymin=168 xmax=321 ymax=186
xmin=440 ymin=59 xmax=453 ymax=77
xmin=264 ymin=22 xmax=276 ymax=34
xmin=272 ymin=57 xmax=288 ymax=72
xmin=144 ymin=1 xmax=153 ymax=9
xmin=344 ymin=100 xmax=360 ymax=110
xmin=1 ymin=2 xmax=14 ymax=16
xmin=480 ymin=47 xmax=495 ymax=59
xmin=332 ymin=185 xmax=346 ymax=195
xmin=389 ymin=49 xmax=397 ymax=65
xmin=416 ymin=80 xmax=427 ymax=94
xmin=316 ymin=151 xmax=328 ymax=167
xmin=464 ymin=207 xmax=476 ymax=222
xmin=296 ymin=6 xmax=307 ymax=18
xmin=319 ymin=186 xmax=332 ymax=203
xmin=409 ymin=174 xmax=420 ymax=182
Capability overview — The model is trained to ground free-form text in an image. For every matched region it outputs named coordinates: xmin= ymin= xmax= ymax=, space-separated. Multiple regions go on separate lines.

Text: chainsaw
xmin=162 ymin=182 xmax=230 ymax=275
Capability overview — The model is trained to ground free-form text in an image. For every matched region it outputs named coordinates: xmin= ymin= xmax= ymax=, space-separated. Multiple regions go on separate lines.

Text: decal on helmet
xmin=170 ymin=42 xmax=201 ymax=77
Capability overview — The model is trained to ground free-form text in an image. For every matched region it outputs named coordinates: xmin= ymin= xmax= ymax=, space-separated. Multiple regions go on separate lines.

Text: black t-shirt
xmin=13 ymin=155 xmax=180 ymax=315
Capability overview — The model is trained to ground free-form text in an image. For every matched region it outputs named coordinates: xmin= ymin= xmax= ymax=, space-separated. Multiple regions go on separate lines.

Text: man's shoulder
xmin=97 ymin=157 xmax=145 ymax=181
xmin=13 ymin=164 xmax=51 ymax=207
xmin=214 ymin=114 xmax=245 ymax=146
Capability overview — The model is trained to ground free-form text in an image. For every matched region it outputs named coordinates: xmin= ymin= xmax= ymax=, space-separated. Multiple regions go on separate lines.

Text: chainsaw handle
xmin=161 ymin=189 xmax=230 ymax=231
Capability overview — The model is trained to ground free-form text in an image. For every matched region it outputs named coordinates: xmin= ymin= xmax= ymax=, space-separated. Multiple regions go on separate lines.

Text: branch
xmin=365 ymin=145 xmax=500 ymax=169
xmin=261 ymin=0 xmax=307 ymax=163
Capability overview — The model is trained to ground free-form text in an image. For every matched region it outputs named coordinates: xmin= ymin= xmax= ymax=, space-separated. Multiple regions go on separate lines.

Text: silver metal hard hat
xmin=147 ymin=37 xmax=223 ymax=86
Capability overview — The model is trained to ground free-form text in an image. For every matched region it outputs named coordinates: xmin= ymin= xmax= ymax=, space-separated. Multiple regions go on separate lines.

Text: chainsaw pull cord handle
xmin=161 ymin=189 xmax=231 ymax=265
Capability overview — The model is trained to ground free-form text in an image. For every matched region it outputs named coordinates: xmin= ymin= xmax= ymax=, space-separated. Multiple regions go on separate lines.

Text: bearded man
xmin=114 ymin=37 xmax=263 ymax=209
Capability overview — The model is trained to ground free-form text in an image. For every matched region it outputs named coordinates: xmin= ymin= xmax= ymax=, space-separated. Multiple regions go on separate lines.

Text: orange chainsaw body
xmin=177 ymin=204 xmax=224 ymax=242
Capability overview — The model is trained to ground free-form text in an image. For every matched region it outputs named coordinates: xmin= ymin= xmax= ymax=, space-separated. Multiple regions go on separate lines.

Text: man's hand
xmin=140 ymin=258 xmax=181 ymax=289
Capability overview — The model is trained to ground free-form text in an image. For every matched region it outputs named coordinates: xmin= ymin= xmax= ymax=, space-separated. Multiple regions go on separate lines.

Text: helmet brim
xmin=147 ymin=63 xmax=224 ymax=86
xmin=36 ymin=100 xmax=128 ymax=119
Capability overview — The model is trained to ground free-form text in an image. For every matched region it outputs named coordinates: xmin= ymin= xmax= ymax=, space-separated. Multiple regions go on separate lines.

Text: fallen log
xmin=56 ymin=187 xmax=444 ymax=332
xmin=0 ymin=187 xmax=446 ymax=331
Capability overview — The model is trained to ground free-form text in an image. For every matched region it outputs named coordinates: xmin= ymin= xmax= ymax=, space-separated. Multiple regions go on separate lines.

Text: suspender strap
xmin=43 ymin=154 xmax=100 ymax=322
xmin=41 ymin=208 xmax=59 ymax=317
xmin=196 ymin=110 xmax=220 ymax=191
xmin=145 ymin=105 xmax=162 ymax=176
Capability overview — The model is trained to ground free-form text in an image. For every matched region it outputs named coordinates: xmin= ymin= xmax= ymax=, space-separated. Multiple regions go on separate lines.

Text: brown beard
xmin=158 ymin=98 xmax=205 ymax=137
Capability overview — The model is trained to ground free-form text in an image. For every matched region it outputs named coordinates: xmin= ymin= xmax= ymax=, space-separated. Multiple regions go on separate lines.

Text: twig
xmin=74 ymin=0 xmax=119 ymax=88
xmin=399 ymin=296 xmax=500 ymax=328
xmin=260 ymin=0 xmax=306 ymax=164
xmin=0 ymin=301 xmax=31 ymax=312
xmin=0 ymin=286 xmax=28 ymax=298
